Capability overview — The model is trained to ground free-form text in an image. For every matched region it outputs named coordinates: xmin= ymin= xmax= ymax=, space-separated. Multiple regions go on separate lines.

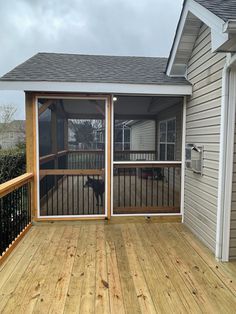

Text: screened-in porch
xmin=37 ymin=94 xmax=183 ymax=218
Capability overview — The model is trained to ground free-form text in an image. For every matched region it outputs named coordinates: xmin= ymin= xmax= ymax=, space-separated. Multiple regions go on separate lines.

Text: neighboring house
xmin=1 ymin=0 xmax=236 ymax=262
xmin=0 ymin=120 xmax=25 ymax=149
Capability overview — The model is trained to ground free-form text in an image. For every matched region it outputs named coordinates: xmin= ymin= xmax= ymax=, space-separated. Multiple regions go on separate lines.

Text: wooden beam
xmin=25 ymin=93 xmax=37 ymax=220
xmin=39 ymin=150 xmax=68 ymax=165
xmin=34 ymin=217 xmax=106 ymax=222
xmin=51 ymin=109 xmax=57 ymax=150
xmin=39 ymin=169 xmax=104 ymax=176
xmin=34 ymin=92 xmax=109 ymax=99
xmin=38 ymin=100 xmax=54 ymax=116
xmin=106 ymin=95 xmax=112 ymax=220
xmin=64 ymin=118 xmax=68 ymax=151
xmin=113 ymin=206 xmax=180 ymax=214
xmin=109 ymin=215 xmax=182 ymax=224
xmin=0 ymin=173 xmax=33 ymax=198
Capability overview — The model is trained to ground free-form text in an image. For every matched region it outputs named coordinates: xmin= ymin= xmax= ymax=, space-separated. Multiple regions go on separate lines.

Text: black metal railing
xmin=113 ymin=164 xmax=181 ymax=214
xmin=0 ymin=175 xmax=32 ymax=256
xmin=39 ymin=170 xmax=105 ymax=216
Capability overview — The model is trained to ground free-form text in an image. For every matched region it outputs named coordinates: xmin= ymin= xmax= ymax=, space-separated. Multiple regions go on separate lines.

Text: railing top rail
xmin=40 ymin=150 xmax=68 ymax=164
xmin=114 ymin=150 xmax=156 ymax=153
xmin=113 ymin=161 xmax=182 ymax=168
xmin=39 ymin=169 xmax=104 ymax=176
xmin=0 ymin=173 xmax=34 ymax=198
xmin=69 ymin=150 xmax=104 ymax=154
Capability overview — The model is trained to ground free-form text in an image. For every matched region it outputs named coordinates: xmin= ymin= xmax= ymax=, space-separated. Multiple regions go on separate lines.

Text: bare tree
xmin=0 ymin=105 xmax=17 ymax=133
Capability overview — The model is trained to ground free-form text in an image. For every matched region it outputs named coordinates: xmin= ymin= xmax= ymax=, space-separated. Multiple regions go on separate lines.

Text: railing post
xmin=25 ymin=93 xmax=37 ymax=221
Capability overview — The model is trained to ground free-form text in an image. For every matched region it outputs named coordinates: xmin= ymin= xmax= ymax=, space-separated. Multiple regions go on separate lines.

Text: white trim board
xmin=181 ymin=97 xmax=187 ymax=222
xmin=0 ymin=81 xmax=192 ymax=96
xmin=167 ymin=0 xmax=229 ymax=76
xmin=216 ymin=54 xmax=236 ymax=261
xmin=113 ymin=161 xmax=182 ymax=165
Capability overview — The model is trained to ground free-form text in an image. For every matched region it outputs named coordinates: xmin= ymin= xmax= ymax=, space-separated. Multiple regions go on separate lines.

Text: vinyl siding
xmin=184 ymin=24 xmax=226 ymax=253
xmin=130 ymin=120 xmax=155 ymax=151
xmin=130 ymin=103 xmax=183 ymax=160
xmin=156 ymin=103 xmax=183 ymax=161
xmin=230 ymin=117 xmax=236 ymax=259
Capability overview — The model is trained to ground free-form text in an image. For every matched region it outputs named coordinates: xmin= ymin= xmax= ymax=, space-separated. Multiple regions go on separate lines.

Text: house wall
xmin=156 ymin=103 xmax=183 ymax=161
xmin=130 ymin=103 xmax=182 ymax=160
xmin=230 ymin=114 xmax=236 ymax=259
xmin=130 ymin=120 xmax=155 ymax=151
xmin=0 ymin=131 xmax=25 ymax=149
xmin=184 ymin=24 xmax=226 ymax=253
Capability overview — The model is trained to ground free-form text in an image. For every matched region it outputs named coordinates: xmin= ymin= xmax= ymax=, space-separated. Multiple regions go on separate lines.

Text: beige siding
xmin=230 ymin=116 xmax=236 ymax=259
xmin=130 ymin=120 xmax=155 ymax=151
xmin=156 ymin=103 xmax=183 ymax=161
xmin=184 ymin=24 xmax=226 ymax=253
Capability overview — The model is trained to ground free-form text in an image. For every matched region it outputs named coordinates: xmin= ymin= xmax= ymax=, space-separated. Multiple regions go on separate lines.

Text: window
xmin=159 ymin=118 xmax=176 ymax=161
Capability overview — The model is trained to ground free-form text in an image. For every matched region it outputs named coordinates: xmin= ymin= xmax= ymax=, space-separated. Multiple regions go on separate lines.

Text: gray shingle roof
xmin=0 ymin=53 xmax=189 ymax=86
xmin=195 ymin=0 xmax=236 ymax=21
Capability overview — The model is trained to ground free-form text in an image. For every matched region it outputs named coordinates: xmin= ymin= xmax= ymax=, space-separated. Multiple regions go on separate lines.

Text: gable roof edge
xmin=166 ymin=0 xmax=228 ymax=77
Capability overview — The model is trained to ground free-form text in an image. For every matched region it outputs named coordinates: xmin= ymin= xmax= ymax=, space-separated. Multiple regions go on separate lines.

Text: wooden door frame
xmin=29 ymin=93 xmax=112 ymax=221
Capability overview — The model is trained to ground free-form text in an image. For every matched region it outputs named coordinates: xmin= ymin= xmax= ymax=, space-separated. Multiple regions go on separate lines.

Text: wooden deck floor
xmin=0 ymin=220 xmax=236 ymax=313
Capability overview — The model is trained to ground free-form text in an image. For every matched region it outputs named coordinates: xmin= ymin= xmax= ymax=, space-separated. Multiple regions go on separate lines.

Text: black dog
xmin=84 ymin=177 xmax=105 ymax=206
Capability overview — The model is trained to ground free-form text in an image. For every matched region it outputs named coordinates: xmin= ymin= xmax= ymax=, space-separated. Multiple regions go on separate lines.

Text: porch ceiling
xmin=114 ymin=95 xmax=182 ymax=118
xmin=39 ymin=95 xmax=183 ymax=120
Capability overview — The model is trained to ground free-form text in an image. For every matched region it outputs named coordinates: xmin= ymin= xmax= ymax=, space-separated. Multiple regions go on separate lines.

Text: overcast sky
xmin=0 ymin=0 xmax=183 ymax=120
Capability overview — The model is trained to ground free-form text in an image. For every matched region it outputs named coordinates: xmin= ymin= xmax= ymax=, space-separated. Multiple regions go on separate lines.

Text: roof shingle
xmin=0 ymin=53 xmax=189 ymax=86
xmin=195 ymin=0 xmax=236 ymax=21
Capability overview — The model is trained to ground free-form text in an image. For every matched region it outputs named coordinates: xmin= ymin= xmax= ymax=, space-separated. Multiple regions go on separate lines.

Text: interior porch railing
xmin=113 ymin=162 xmax=181 ymax=215
xmin=39 ymin=150 xmax=181 ymax=216
xmin=39 ymin=169 xmax=105 ymax=216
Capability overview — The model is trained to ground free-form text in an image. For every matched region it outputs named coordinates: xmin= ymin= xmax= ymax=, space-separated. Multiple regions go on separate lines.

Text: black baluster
xmin=72 ymin=175 xmax=74 ymax=215
xmin=151 ymin=167 xmax=154 ymax=207
xmin=135 ymin=167 xmax=137 ymax=207
xmin=168 ymin=168 xmax=170 ymax=207
xmin=129 ymin=168 xmax=131 ymax=207
xmin=124 ymin=168 xmax=126 ymax=208
xmin=173 ymin=167 xmax=176 ymax=207
xmin=82 ymin=175 xmax=84 ymax=215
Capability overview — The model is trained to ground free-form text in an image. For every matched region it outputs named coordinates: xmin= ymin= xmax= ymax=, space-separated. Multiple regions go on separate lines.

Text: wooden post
xmin=25 ymin=93 xmax=37 ymax=220
xmin=51 ymin=107 xmax=58 ymax=165
xmin=64 ymin=117 xmax=69 ymax=168
xmin=106 ymin=96 xmax=112 ymax=220
xmin=64 ymin=118 xmax=68 ymax=150
xmin=155 ymin=119 xmax=158 ymax=160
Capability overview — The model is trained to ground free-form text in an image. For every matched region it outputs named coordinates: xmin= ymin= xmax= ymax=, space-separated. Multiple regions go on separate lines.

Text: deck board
xmin=0 ymin=221 xmax=236 ymax=313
